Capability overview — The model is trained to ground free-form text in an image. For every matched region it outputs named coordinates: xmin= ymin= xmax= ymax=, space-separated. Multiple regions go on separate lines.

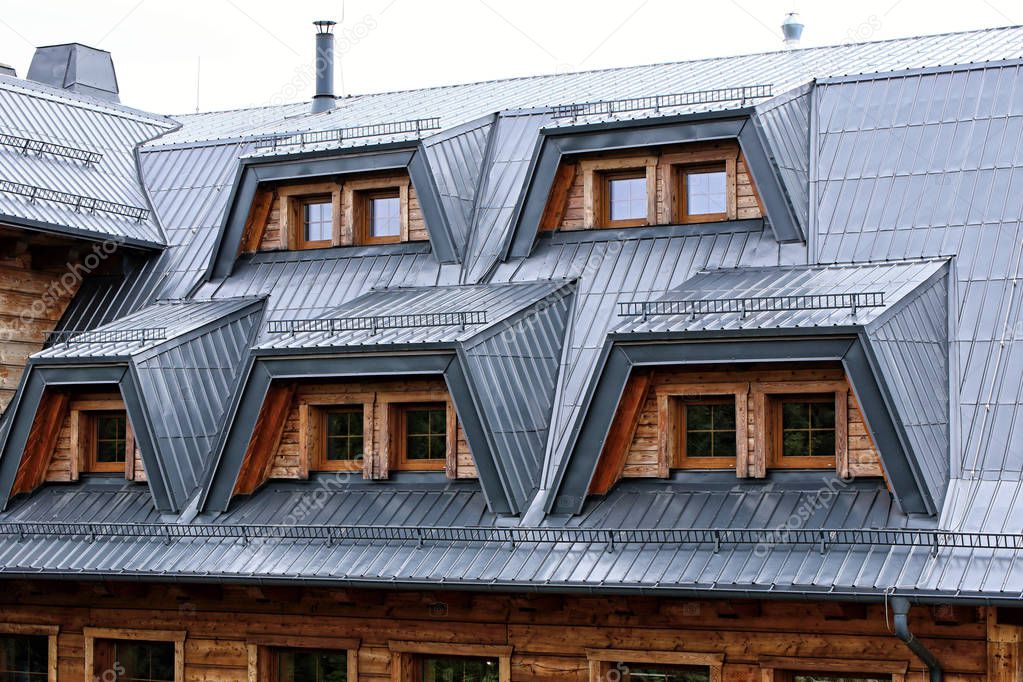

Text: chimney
xmin=311 ymin=20 xmax=337 ymax=114
xmin=781 ymin=12 xmax=804 ymax=47
xmin=27 ymin=43 xmax=119 ymax=102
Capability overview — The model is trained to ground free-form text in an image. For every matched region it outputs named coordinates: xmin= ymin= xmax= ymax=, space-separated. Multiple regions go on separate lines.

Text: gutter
xmin=891 ymin=597 xmax=942 ymax=682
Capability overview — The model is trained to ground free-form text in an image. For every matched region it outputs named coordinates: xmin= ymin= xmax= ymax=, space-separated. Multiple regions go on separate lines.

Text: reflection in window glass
xmin=304 ymin=201 xmax=333 ymax=242
xmin=370 ymin=194 xmax=401 ymax=237
xmin=95 ymin=411 xmax=127 ymax=463
xmin=607 ymin=175 xmax=647 ymax=222
xmin=792 ymin=676 xmax=890 ymax=682
xmin=274 ymin=648 xmax=347 ymax=682
xmin=685 ymin=169 xmax=727 ymax=216
xmin=420 ymin=656 xmax=499 ymax=682
xmin=683 ymin=400 xmax=736 ymax=458
xmin=781 ymin=399 xmax=836 ymax=458
xmin=620 ymin=663 xmax=710 ymax=682
xmin=405 ymin=406 xmax=447 ymax=460
xmin=0 ymin=634 xmax=48 ymax=682
xmin=96 ymin=639 xmax=175 ymax=682
xmin=325 ymin=409 xmax=363 ymax=462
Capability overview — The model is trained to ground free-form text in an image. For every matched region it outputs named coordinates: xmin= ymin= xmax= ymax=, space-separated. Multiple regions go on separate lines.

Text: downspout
xmin=891 ymin=597 xmax=942 ymax=682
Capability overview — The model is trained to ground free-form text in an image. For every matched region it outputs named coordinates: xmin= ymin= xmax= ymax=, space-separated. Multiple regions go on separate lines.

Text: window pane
xmin=683 ymin=401 xmax=736 ymax=459
xmin=685 ymin=169 xmax=726 ymax=215
xmin=608 ymin=176 xmax=647 ymax=221
xmin=0 ymin=634 xmax=48 ymax=681
xmin=371 ymin=196 xmax=401 ymax=237
xmin=686 ymin=430 xmax=712 ymax=456
xmin=276 ymin=648 xmax=348 ymax=682
xmin=326 ymin=410 xmax=363 ymax=462
xmin=304 ymin=201 xmax=333 ymax=242
xmin=624 ymin=663 xmax=710 ymax=682
xmin=106 ymin=640 xmax=175 ymax=682
xmin=713 ymin=404 xmax=736 ymax=430
xmin=95 ymin=412 xmax=127 ymax=464
xmin=782 ymin=402 xmax=810 ymax=429
xmin=811 ymin=402 xmax=836 ymax=428
xmin=783 ymin=430 xmax=810 ymax=457
xmin=421 ymin=656 xmax=499 ymax=682
xmin=811 ymin=431 xmax=836 ymax=457
xmin=686 ymin=404 xmax=712 ymax=430
xmin=714 ymin=431 xmax=737 ymax=457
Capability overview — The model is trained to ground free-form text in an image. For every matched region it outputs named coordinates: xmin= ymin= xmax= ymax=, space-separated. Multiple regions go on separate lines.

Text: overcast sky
xmin=0 ymin=0 xmax=1018 ymax=114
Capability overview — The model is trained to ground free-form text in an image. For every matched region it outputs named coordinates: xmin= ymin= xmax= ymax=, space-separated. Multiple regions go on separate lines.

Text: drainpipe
xmin=891 ymin=597 xmax=942 ymax=682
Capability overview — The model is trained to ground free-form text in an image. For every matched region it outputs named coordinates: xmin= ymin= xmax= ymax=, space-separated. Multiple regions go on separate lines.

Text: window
xmin=369 ymin=191 xmax=402 ymax=240
xmin=320 ymin=407 xmax=364 ymax=471
xmin=396 ymin=403 xmax=448 ymax=470
xmin=680 ymin=164 xmax=727 ymax=222
xmin=271 ymin=648 xmax=347 ymax=682
xmin=587 ymin=650 xmax=721 ymax=682
xmin=603 ymin=171 xmax=648 ymax=226
xmin=0 ymin=634 xmax=48 ymax=681
xmin=771 ymin=394 xmax=837 ymax=468
xmin=790 ymin=677 xmax=890 ymax=682
xmin=759 ymin=657 xmax=904 ymax=682
xmin=419 ymin=655 xmax=500 ymax=682
xmin=678 ymin=397 xmax=737 ymax=467
xmin=93 ymin=640 xmax=176 ymax=682
xmin=87 ymin=410 xmax=129 ymax=473
xmin=302 ymin=198 xmax=334 ymax=245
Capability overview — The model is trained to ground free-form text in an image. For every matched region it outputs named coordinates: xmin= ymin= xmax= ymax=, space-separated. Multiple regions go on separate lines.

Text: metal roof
xmin=0 ymin=27 xmax=1022 ymax=601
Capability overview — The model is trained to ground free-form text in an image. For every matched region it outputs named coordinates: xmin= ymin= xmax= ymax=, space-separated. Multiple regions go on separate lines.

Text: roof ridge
xmin=0 ymin=74 xmax=175 ymax=127
xmin=176 ymin=23 xmax=1023 ymax=116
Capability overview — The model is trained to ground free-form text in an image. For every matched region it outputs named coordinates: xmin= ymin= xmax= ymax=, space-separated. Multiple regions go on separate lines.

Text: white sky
xmin=0 ymin=0 xmax=1018 ymax=114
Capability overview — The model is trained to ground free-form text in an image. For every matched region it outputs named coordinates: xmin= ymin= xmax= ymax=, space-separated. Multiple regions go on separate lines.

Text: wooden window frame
xmin=675 ymin=395 xmax=740 ymax=470
xmin=586 ymin=649 xmax=722 ymax=682
xmin=376 ymin=391 xmax=457 ymax=478
xmin=83 ymin=627 xmax=185 ymax=682
xmin=0 ymin=623 xmax=58 ymax=682
xmin=600 ymin=170 xmax=649 ymax=228
xmin=279 ymin=182 xmax=342 ymax=250
xmin=580 ymin=155 xmax=657 ymax=229
xmin=660 ymin=150 xmax=737 ymax=224
xmin=72 ymin=400 xmax=135 ymax=476
xmin=391 ymin=402 xmax=454 ymax=472
xmin=678 ymin=162 xmax=730 ymax=223
xmin=299 ymin=392 xmax=375 ymax=478
xmin=758 ymin=655 xmax=906 ymax=682
xmin=751 ymin=381 xmax=848 ymax=475
xmin=388 ymin=641 xmax=511 ymax=682
xmin=345 ymin=176 xmax=410 ymax=245
xmin=247 ymin=635 xmax=359 ymax=682
xmin=656 ymin=383 xmax=748 ymax=476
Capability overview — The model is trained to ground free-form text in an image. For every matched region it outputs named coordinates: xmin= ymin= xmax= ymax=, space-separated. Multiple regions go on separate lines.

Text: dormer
xmin=539 ymin=140 xmax=763 ymax=233
xmin=239 ymin=170 xmax=427 ymax=253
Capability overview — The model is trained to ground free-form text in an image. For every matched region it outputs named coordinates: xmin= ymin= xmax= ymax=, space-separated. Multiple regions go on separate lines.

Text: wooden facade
xmin=241 ymin=171 xmax=428 ymax=253
xmin=591 ymin=363 xmax=884 ymax=495
xmin=0 ymin=581 xmax=1016 ymax=681
xmin=540 ymin=140 xmax=764 ymax=232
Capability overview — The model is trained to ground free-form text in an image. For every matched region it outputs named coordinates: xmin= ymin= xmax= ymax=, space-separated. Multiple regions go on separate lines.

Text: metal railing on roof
xmin=46 ymin=328 xmax=167 ymax=346
xmin=267 ymin=311 xmax=488 ymax=336
xmin=551 ymin=85 xmax=774 ymax=120
xmin=618 ymin=292 xmax=886 ymax=321
xmin=0 ymin=523 xmax=1020 ymax=556
xmin=0 ymin=179 xmax=150 ymax=222
xmin=0 ymin=132 xmax=103 ymax=164
xmin=253 ymin=117 xmax=443 ymax=152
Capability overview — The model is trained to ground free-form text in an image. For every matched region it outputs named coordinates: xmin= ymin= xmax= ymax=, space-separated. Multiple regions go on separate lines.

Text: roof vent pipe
xmin=781 ymin=12 xmax=804 ymax=47
xmin=311 ymin=20 xmax=337 ymax=114
xmin=891 ymin=597 xmax=943 ymax=682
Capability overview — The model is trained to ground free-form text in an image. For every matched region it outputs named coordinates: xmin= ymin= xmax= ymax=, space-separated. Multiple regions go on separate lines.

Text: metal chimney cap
xmin=314 ymin=20 xmax=337 ymax=34
xmin=781 ymin=12 xmax=804 ymax=45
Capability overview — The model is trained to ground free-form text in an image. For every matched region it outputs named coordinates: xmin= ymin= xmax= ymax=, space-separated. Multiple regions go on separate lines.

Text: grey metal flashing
xmin=408 ymin=148 xmax=459 ymax=263
xmin=816 ymin=57 xmax=1023 ymax=84
xmin=209 ymin=148 xmax=418 ymax=279
xmin=506 ymin=115 xmax=802 ymax=259
xmin=202 ymin=352 xmax=516 ymax=515
xmin=737 ymin=120 xmax=804 ymax=242
xmin=0 ymin=212 xmax=165 ymax=251
xmin=547 ymin=335 xmax=932 ymax=516
xmin=0 ymin=362 xmax=180 ymax=513
xmin=545 ymin=219 xmax=765 ymax=245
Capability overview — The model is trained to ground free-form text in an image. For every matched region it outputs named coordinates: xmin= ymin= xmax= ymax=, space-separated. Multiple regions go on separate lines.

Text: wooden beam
xmin=12 ymin=389 xmax=69 ymax=495
xmin=539 ymin=162 xmax=577 ymax=231
xmin=240 ymin=186 xmax=275 ymax=253
xmin=589 ymin=370 xmax=651 ymax=495
xmin=989 ymin=606 xmax=1023 ymax=682
xmin=233 ymin=381 xmax=297 ymax=495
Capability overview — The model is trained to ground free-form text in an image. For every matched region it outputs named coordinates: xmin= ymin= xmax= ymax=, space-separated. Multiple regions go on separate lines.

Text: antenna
xmin=194 ymin=56 xmax=201 ymax=113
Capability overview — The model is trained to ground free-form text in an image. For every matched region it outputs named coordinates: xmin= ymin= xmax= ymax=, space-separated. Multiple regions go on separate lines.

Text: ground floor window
xmin=419 ymin=655 xmax=500 ymax=682
xmin=0 ymin=634 xmax=48 ymax=681
xmin=84 ymin=628 xmax=184 ymax=682
xmin=617 ymin=663 xmax=710 ymax=681
xmin=271 ymin=647 xmax=347 ymax=682
xmin=788 ymin=676 xmax=890 ymax=682
xmin=758 ymin=656 xmax=904 ymax=682
xmin=587 ymin=650 xmax=722 ymax=682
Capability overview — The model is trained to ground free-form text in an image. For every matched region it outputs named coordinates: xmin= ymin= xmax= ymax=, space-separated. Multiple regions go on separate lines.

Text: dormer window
xmin=365 ymin=190 xmax=402 ymax=243
xmin=604 ymin=171 xmax=647 ymax=226
xmin=320 ymin=407 xmax=364 ymax=471
xmin=395 ymin=403 xmax=448 ymax=471
xmin=86 ymin=410 xmax=130 ymax=473
xmin=300 ymin=197 xmax=334 ymax=247
xmin=677 ymin=396 xmax=737 ymax=468
xmin=771 ymin=395 xmax=837 ymax=468
xmin=680 ymin=163 xmax=728 ymax=222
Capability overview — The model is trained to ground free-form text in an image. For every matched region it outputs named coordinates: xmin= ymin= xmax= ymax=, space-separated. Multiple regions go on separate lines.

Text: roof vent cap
xmin=311 ymin=20 xmax=337 ymax=114
xmin=781 ymin=12 xmax=804 ymax=47
xmin=27 ymin=43 xmax=119 ymax=102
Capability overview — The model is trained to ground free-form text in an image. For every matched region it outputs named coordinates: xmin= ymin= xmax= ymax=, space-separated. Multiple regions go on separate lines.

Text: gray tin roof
xmin=0 ymin=27 xmax=1022 ymax=601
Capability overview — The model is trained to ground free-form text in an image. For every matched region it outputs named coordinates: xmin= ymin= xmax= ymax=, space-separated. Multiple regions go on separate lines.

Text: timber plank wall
xmin=0 ymin=581 xmax=1016 ymax=680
